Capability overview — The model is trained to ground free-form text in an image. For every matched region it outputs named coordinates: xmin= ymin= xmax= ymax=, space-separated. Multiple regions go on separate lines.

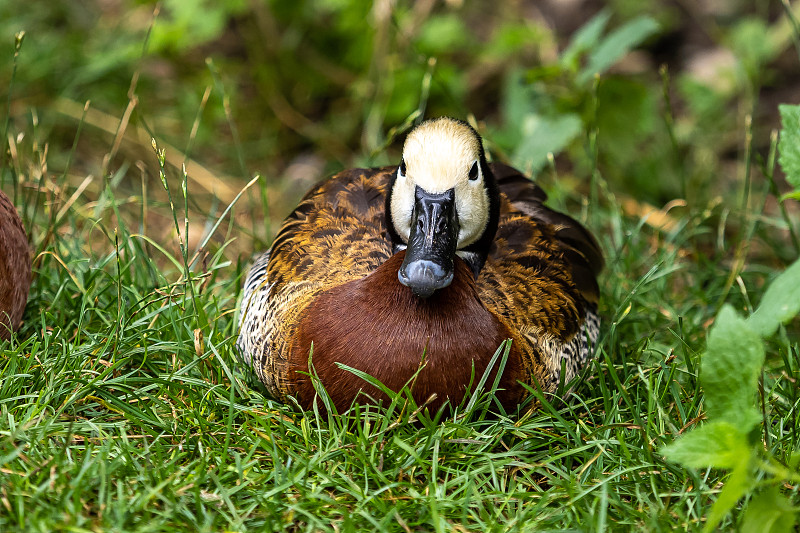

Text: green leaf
xmin=728 ymin=19 xmax=778 ymax=80
xmin=739 ymin=487 xmax=797 ymax=533
xmin=704 ymin=459 xmax=755 ymax=532
xmin=416 ymin=14 xmax=469 ymax=55
xmin=483 ymin=22 xmax=545 ymax=60
xmin=577 ymin=16 xmax=660 ymax=85
xmin=747 ymin=257 xmax=800 ymax=337
xmin=662 ymin=420 xmax=756 ymax=532
xmin=778 ymin=104 xmax=800 ymax=191
xmin=561 ymin=9 xmax=611 ymax=70
xmin=501 ymin=68 xmax=538 ymax=135
xmin=661 ymin=420 xmax=751 ymax=469
xmin=701 ymin=305 xmax=764 ymax=425
xmin=511 ymin=113 xmax=582 ymax=173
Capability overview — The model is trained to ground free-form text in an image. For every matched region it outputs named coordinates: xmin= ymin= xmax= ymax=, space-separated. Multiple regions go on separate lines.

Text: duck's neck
xmin=290 ymin=252 xmax=524 ymax=413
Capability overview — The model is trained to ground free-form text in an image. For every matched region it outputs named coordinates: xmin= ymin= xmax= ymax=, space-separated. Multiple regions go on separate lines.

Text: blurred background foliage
xmin=1 ymin=0 xmax=797 ymax=255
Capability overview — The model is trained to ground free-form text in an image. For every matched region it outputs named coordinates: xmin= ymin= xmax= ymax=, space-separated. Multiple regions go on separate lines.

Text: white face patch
xmin=390 ymin=118 xmax=490 ymax=249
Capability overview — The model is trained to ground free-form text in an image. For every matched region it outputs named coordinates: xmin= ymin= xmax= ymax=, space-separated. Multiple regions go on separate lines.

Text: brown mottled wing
xmin=0 ymin=190 xmax=31 ymax=340
xmin=479 ymin=162 xmax=603 ymax=392
xmin=237 ymin=167 xmax=395 ymax=400
xmin=491 ymin=162 xmax=603 ymax=304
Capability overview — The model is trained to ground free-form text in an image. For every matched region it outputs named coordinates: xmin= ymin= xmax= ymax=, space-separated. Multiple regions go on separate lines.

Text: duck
xmin=0 ymin=190 xmax=31 ymax=341
xmin=237 ymin=117 xmax=603 ymax=413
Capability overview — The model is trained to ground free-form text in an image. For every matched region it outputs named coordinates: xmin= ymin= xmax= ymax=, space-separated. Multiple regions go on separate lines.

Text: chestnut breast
xmin=0 ymin=190 xmax=31 ymax=340
xmin=290 ymin=252 xmax=526 ymax=413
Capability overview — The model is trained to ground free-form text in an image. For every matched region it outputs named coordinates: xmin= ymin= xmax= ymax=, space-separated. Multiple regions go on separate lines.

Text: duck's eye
xmin=468 ymin=161 xmax=479 ymax=181
xmin=399 ymin=159 xmax=407 ymax=176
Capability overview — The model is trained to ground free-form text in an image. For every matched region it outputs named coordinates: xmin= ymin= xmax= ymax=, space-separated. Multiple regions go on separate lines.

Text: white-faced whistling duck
xmin=237 ymin=117 xmax=603 ymax=413
xmin=0 ymin=190 xmax=31 ymax=341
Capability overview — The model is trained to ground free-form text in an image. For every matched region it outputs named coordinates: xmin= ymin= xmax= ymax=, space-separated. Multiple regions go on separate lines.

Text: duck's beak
xmin=398 ymin=185 xmax=459 ymax=298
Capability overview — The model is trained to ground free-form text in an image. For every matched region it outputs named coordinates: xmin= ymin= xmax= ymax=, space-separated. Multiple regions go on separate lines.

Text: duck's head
xmin=386 ymin=117 xmax=500 ymax=298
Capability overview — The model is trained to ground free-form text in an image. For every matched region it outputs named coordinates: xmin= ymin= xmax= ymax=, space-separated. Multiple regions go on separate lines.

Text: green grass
xmin=2 ymin=1 xmax=800 ymax=531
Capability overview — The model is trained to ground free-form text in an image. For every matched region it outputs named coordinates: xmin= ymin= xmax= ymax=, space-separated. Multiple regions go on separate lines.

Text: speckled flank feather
xmin=0 ymin=190 xmax=31 ymax=340
xmin=237 ymin=163 xmax=602 ymax=405
xmin=237 ymin=169 xmax=395 ymax=399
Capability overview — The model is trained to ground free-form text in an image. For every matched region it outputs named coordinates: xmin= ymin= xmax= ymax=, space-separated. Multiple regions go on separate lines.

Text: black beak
xmin=398 ymin=186 xmax=459 ymax=298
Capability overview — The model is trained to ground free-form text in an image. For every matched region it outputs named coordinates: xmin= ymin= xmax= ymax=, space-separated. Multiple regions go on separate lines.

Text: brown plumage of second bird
xmin=0 ymin=190 xmax=31 ymax=341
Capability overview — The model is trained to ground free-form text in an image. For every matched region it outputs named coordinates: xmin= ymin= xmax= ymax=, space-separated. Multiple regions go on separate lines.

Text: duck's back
xmin=478 ymin=164 xmax=602 ymax=392
xmin=238 ymin=163 xmax=602 ymax=405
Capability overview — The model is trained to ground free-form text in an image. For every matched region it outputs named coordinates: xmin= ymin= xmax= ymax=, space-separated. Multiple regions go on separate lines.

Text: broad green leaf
xmin=501 ymin=68 xmax=539 ymax=135
xmin=483 ymin=22 xmax=545 ymax=60
xmin=747 ymin=257 xmax=800 ymax=337
xmin=661 ymin=420 xmax=751 ymax=469
xmin=511 ymin=113 xmax=582 ymax=173
xmin=561 ymin=9 xmax=611 ymax=70
xmin=701 ymin=305 xmax=764 ymax=425
xmin=778 ymin=104 xmax=800 ymax=190
xmin=149 ymin=0 xmax=243 ymax=52
xmin=728 ymin=19 xmax=778 ymax=80
xmin=739 ymin=487 xmax=797 ymax=533
xmin=704 ymin=460 xmax=755 ymax=532
xmin=416 ymin=14 xmax=469 ymax=55
xmin=577 ymin=16 xmax=660 ymax=85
